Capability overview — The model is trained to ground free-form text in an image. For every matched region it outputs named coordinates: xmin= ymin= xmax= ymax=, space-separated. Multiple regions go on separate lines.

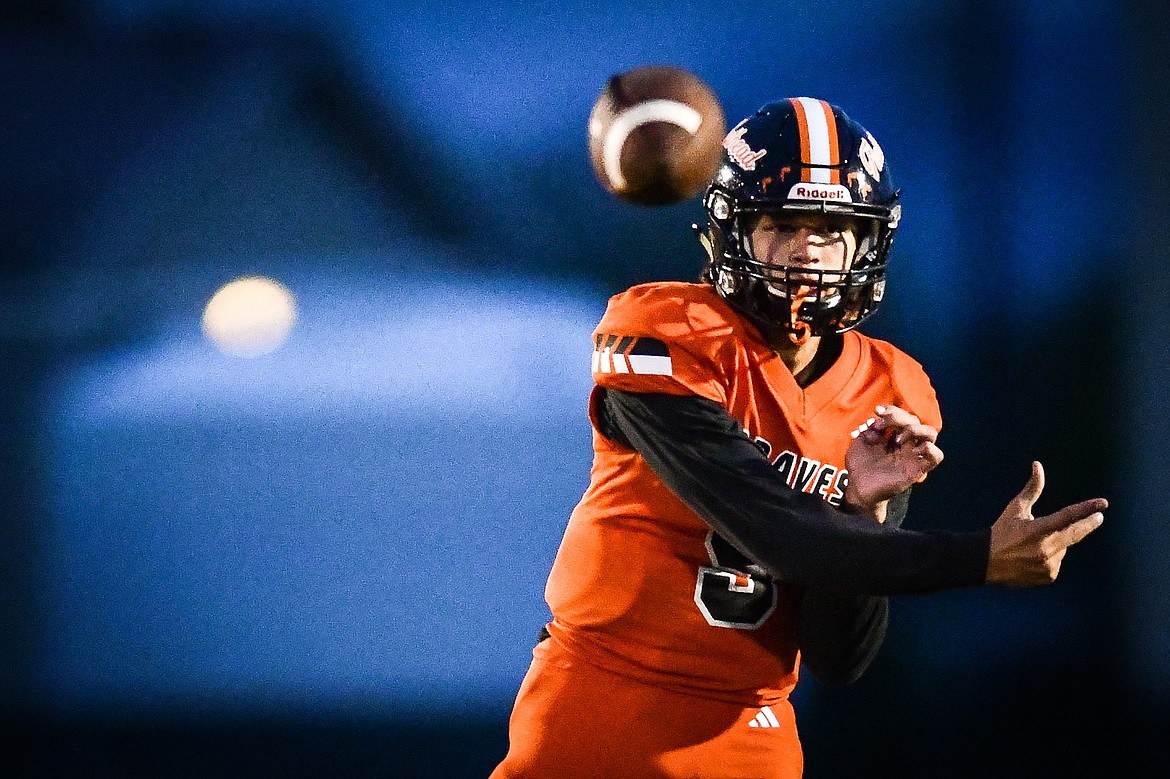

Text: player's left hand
xmin=843 ymin=405 xmax=943 ymax=514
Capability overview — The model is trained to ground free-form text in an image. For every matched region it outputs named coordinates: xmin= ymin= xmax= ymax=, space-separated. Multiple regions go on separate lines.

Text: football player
xmin=490 ymin=98 xmax=1106 ymax=779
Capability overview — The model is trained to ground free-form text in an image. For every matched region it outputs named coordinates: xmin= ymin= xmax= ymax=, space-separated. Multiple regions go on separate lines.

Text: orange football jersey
xmin=544 ymin=281 xmax=941 ymax=705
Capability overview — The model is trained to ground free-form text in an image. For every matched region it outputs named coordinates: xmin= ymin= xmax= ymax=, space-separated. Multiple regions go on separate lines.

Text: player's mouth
xmin=765 ymin=280 xmax=818 ymax=300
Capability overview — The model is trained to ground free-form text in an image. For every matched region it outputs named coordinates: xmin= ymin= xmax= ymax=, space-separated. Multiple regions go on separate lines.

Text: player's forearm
xmin=600 ymin=388 xmax=989 ymax=595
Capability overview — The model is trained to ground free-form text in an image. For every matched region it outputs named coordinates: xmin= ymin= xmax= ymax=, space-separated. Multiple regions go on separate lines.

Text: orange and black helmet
xmin=699 ymin=98 xmax=901 ymax=344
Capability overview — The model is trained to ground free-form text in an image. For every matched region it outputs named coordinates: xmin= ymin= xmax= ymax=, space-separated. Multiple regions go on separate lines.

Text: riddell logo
xmin=786 ymin=183 xmax=852 ymax=202
xmin=723 ymin=128 xmax=767 ymax=170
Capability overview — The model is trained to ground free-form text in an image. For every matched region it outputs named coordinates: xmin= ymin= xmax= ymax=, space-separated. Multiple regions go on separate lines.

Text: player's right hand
xmin=843 ymin=405 xmax=944 ymax=513
xmin=986 ymin=461 xmax=1107 ymax=586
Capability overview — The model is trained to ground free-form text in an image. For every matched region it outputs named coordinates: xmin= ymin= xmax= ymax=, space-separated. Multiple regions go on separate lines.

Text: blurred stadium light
xmin=38 ymin=265 xmax=602 ymax=720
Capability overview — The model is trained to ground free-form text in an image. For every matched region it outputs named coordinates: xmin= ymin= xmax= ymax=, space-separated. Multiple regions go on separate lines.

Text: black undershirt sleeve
xmin=597 ymin=388 xmax=989 ymax=595
xmin=795 ymin=587 xmax=888 ymax=686
xmin=884 ymin=489 xmax=912 ymax=530
xmin=794 ymin=489 xmax=911 ymax=685
xmin=597 ymin=388 xmax=987 ymax=684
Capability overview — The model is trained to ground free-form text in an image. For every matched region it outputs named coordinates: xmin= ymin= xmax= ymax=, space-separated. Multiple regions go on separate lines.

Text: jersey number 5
xmin=693 ymin=531 xmax=778 ymax=629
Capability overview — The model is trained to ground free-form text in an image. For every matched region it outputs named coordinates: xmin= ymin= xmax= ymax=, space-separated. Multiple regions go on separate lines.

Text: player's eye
xmin=753 ymin=217 xmax=797 ymax=235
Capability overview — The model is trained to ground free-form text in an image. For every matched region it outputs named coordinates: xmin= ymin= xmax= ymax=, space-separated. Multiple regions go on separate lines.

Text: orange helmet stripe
xmin=789 ymin=98 xmax=813 ymax=183
xmin=818 ymin=99 xmax=841 ymax=184
xmin=790 ymin=97 xmax=841 ymax=185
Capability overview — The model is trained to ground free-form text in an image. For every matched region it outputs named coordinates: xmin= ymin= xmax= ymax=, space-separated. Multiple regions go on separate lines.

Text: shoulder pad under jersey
xmin=591 ymin=282 xmax=738 ymax=404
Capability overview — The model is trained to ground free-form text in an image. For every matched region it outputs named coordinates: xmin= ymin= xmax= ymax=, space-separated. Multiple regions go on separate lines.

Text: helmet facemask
xmin=707 ymin=196 xmax=894 ymax=345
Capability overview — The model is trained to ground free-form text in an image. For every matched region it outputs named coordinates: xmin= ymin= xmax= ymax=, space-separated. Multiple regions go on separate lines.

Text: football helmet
xmin=698 ymin=98 xmax=901 ymax=344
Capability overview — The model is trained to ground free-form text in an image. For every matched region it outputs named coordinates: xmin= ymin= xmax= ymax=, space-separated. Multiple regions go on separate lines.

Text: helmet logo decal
xmin=723 ymin=127 xmax=767 ymax=170
xmin=847 ymin=171 xmax=873 ymax=200
xmin=790 ymin=97 xmax=841 ymax=185
xmin=858 ymin=132 xmax=885 ymax=180
xmin=786 ymin=183 xmax=851 ymax=202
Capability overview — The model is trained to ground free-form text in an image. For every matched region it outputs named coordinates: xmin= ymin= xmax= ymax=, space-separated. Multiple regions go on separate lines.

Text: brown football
xmin=588 ymin=65 xmax=727 ymax=206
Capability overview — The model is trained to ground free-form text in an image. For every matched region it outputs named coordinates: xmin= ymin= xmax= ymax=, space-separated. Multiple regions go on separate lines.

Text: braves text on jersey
xmin=545 ymin=281 xmax=940 ymax=705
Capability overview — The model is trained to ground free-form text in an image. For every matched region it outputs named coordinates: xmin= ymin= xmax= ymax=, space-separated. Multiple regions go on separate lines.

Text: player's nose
xmin=787 ymin=229 xmax=822 ymax=265
xmin=789 ymin=228 xmax=836 ymax=266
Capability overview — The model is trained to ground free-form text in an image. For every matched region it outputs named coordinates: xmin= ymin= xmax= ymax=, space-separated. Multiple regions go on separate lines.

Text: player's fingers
xmin=1056 ymin=514 xmax=1104 ymax=549
xmin=874 ymin=405 xmax=921 ymax=430
xmin=1044 ymin=497 xmax=1110 ymax=525
xmin=893 ymin=423 xmax=940 ymax=447
xmin=912 ymin=441 xmax=945 ymax=469
xmin=908 ymin=441 xmax=944 ymax=484
xmin=1034 ymin=497 xmax=1108 ymax=533
xmin=1013 ymin=461 xmax=1045 ymax=513
xmin=1045 ymin=547 xmax=1068 ymax=580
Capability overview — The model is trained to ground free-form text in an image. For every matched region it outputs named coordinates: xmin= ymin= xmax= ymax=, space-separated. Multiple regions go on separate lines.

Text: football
xmin=588 ymin=65 xmax=727 ymax=206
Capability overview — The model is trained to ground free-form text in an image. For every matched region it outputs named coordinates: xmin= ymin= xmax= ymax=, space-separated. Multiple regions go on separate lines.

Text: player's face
xmin=747 ymin=212 xmax=859 ymax=276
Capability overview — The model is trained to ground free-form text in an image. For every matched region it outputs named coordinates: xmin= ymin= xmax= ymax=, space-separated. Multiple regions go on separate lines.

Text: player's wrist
xmin=841 ymin=494 xmax=875 ymax=517
xmin=842 ymin=485 xmax=889 ymax=523
xmin=842 ymin=483 xmax=874 ymax=513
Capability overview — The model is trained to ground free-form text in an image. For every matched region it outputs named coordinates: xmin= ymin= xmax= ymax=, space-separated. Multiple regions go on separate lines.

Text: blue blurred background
xmin=4 ymin=1 xmax=1169 ymax=776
